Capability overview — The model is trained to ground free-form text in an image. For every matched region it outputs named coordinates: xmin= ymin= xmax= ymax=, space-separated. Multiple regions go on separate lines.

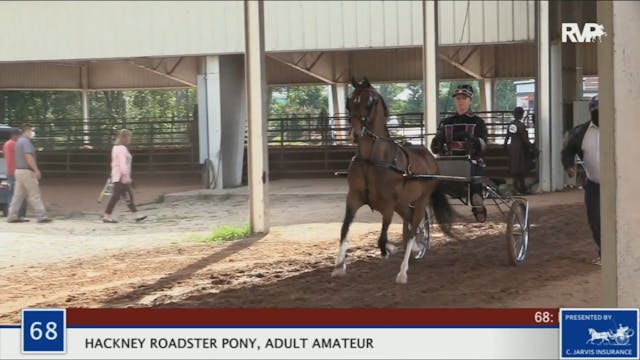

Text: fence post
xmin=149 ymin=122 xmax=155 ymax=147
xmin=280 ymin=118 xmax=284 ymax=146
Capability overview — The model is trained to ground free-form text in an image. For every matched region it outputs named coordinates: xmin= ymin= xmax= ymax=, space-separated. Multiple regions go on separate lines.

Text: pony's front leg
xmin=396 ymin=204 xmax=426 ymax=284
xmin=332 ymin=194 xmax=362 ymax=277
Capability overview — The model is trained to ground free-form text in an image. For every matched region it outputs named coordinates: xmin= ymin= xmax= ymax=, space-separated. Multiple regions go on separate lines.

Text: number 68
xmin=30 ymin=321 xmax=58 ymax=341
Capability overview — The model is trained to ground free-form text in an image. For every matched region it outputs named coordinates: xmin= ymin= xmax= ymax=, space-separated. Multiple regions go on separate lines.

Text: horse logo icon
xmin=587 ymin=24 xmax=607 ymax=43
xmin=587 ymin=324 xmax=635 ymax=346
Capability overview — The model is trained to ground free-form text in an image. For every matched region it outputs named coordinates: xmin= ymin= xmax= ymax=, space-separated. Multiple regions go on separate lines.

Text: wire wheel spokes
xmin=506 ymin=199 xmax=529 ymax=265
xmin=414 ymin=215 xmax=431 ymax=260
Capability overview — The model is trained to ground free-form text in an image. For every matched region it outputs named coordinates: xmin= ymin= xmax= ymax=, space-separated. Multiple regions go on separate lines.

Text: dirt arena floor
xmin=0 ymin=176 xmax=601 ymax=324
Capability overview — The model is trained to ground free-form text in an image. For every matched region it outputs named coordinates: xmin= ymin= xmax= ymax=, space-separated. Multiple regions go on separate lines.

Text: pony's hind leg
xmin=332 ymin=195 xmax=362 ymax=277
xmin=396 ymin=203 xmax=426 ymax=284
xmin=378 ymin=209 xmax=395 ymax=258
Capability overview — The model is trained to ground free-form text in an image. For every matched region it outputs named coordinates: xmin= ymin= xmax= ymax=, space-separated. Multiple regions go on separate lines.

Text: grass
xmin=190 ymin=224 xmax=251 ymax=243
xmin=196 ymin=193 xmax=233 ymax=201
xmin=196 ymin=194 xmax=214 ymax=201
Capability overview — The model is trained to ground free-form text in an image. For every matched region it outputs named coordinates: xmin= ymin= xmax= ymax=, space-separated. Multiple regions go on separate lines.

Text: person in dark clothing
xmin=431 ymin=84 xmax=489 ymax=222
xmin=503 ymin=106 xmax=533 ymax=195
xmin=561 ymin=95 xmax=600 ymax=265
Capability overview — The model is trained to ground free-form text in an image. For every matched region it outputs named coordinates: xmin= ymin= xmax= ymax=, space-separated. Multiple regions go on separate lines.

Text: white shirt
xmin=581 ymin=122 xmax=600 ymax=183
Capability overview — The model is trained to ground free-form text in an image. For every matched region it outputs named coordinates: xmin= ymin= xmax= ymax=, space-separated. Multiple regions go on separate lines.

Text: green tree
xmin=269 ymin=85 xmax=328 ymax=116
xmin=374 ymin=83 xmax=407 ymax=114
xmin=495 ymin=80 xmax=517 ymax=111
xmin=268 ymin=85 xmax=329 ymax=143
xmin=404 ymin=82 xmax=424 ymax=113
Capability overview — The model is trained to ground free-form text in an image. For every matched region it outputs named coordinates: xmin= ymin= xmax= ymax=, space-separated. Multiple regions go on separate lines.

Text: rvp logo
xmin=562 ymin=23 xmax=607 ymax=43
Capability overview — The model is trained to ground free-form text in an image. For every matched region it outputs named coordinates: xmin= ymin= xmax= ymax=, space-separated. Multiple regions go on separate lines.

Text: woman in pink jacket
xmin=102 ymin=129 xmax=147 ymax=223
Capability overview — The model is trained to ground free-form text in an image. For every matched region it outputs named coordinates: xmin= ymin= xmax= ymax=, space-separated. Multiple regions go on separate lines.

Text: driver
xmin=430 ymin=84 xmax=489 ymax=222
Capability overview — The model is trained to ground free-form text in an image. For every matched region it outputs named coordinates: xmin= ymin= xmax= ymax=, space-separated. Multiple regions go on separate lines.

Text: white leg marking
xmin=411 ymin=239 xmax=422 ymax=253
xmin=396 ymin=236 xmax=415 ymax=284
xmin=386 ymin=243 xmax=397 ymax=256
xmin=335 ymin=240 xmax=348 ymax=266
xmin=331 ymin=240 xmax=349 ymax=277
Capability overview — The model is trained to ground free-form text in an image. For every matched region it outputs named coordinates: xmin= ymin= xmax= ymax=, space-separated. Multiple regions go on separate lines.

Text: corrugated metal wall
xmin=0 ymin=1 xmax=245 ymax=62
xmin=494 ymin=43 xmax=537 ymax=78
xmin=438 ymin=0 xmax=535 ymax=46
xmin=264 ymin=1 xmax=424 ymax=51
xmin=0 ymin=63 xmax=81 ymax=89
xmin=0 ymin=1 xmax=537 ymax=62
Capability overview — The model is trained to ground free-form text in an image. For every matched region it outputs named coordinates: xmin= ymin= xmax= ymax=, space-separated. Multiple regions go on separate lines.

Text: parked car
xmin=0 ymin=125 xmax=14 ymax=216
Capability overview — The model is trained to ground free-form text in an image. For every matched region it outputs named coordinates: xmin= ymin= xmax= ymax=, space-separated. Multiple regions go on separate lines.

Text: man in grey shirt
xmin=7 ymin=124 xmax=51 ymax=223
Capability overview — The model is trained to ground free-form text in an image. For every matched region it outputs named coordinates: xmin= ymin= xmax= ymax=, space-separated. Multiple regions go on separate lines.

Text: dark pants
xmin=584 ymin=179 xmax=601 ymax=255
xmin=105 ymin=182 xmax=137 ymax=215
xmin=470 ymin=163 xmax=485 ymax=201
xmin=513 ymin=174 xmax=528 ymax=194
xmin=7 ymin=175 xmax=27 ymax=218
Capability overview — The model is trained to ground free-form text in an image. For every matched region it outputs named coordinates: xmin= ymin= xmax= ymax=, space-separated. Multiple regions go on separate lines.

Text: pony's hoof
xmin=331 ymin=267 xmax=347 ymax=277
xmin=395 ymin=272 xmax=408 ymax=284
xmin=386 ymin=243 xmax=397 ymax=255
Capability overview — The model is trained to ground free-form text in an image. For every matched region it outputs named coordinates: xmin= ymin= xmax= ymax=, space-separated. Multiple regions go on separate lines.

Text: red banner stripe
xmin=67 ymin=308 xmax=559 ymax=326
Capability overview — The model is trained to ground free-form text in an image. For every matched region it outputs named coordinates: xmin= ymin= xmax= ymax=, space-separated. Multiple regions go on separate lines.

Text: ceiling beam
xmin=128 ymin=60 xmax=195 ymax=87
xmin=267 ymin=54 xmax=335 ymax=84
xmin=438 ymin=53 xmax=484 ymax=80
xmin=167 ymin=57 xmax=184 ymax=75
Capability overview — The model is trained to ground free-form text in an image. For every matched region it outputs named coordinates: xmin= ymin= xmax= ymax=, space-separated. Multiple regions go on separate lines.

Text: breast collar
xmin=352 ymin=137 xmax=415 ymax=176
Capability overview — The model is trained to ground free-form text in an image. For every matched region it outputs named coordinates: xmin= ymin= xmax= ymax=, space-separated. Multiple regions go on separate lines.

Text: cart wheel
xmin=201 ymin=159 xmax=215 ymax=189
xmin=506 ymin=199 xmax=529 ymax=265
xmin=414 ymin=215 xmax=431 ymax=260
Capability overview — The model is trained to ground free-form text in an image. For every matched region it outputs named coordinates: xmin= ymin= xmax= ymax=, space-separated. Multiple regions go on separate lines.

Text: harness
xmin=351 ymin=136 xmax=414 ymax=176
xmin=347 ymin=85 xmax=424 ymax=209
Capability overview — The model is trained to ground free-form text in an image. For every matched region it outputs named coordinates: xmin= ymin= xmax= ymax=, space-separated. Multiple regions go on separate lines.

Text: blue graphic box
xmin=561 ymin=308 xmax=639 ymax=359
xmin=21 ymin=309 xmax=67 ymax=353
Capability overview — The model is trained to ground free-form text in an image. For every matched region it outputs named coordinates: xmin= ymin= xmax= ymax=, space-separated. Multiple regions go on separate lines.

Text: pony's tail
xmin=430 ymin=182 xmax=459 ymax=239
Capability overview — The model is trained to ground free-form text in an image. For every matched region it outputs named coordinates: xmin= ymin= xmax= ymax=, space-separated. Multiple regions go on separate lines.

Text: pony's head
xmin=346 ymin=77 xmax=389 ymax=142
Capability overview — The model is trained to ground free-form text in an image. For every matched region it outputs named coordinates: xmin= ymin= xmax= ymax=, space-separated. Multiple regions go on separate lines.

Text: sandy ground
xmin=0 ymin=177 xmax=601 ymax=324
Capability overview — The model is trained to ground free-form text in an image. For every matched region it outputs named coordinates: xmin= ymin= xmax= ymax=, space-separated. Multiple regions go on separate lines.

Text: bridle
xmin=347 ymin=89 xmax=385 ymax=141
xmin=347 ymin=88 xmax=414 ymax=176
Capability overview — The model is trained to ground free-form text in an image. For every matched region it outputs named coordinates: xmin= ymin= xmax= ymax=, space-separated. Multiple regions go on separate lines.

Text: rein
xmin=348 ymin=87 xmax=416 ymax=177
xmin=352 ymin=126 xmax=415 ymax=176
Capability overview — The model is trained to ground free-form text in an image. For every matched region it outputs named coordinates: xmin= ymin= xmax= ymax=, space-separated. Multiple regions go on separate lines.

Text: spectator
xmin=561 ymin=95 xmax=600 ymax=265
xmin=102 ymin=129 xmax=147 ymax=223
xmin=7 ymin=124 xmax=51 ymax=223
xmin=503 ymin=107 xmax=533 ymax=195
xmin=3 ymin=127 xmax=28 ymax=221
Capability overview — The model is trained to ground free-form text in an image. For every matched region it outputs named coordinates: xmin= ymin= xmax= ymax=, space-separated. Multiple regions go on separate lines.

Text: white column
xmin=244 ymin=0 xmax=269 ymax=233
xmin=81 ymin=65 xmax=90 ymax=145
xmin=599 ymin=0 xmax=640 ymax=307
xmin=199 ymin=56 xmax=224 ymax=190
xmin=481 ymin=78 xmax=494 ymax=112
xmin=423 ymin=0 xmax=439 ymax=148
xmin=196 ymin=74 xmax=208 ymax=164
xmin=330 ymin=83 xmax=347 ymax=116
xmin=330 ymin=83 xmax=348 ymax=143
xmin=550 ymin=42 xmax=564 ymax=190
xmin=536 ymin=0 xmax=551 ymax=192
xmin=219 ymin=55 xmax=247 ymax=188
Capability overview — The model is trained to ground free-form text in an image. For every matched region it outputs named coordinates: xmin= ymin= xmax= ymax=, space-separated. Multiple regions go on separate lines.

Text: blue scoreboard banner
xmin=21 ymin=308 xmax=67 ymax=354
xmin=561 ymin=308 xmax=639 ymax=359
xmin=1 ymin=308 xmax=640 ymax=358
